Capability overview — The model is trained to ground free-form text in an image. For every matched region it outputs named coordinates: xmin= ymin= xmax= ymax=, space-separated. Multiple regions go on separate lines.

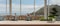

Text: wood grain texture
xmin=0 ymin=25 xmax=60 ymax=26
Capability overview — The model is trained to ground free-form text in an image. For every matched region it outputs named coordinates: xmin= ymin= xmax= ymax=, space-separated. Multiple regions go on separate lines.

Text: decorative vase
xmin=52 ymin=16 xmax=56 ymax=22
xmin=26 ymin=17 xmax=32 ymax=21
xmin=52 ymin=18 xmax=55 ymax=23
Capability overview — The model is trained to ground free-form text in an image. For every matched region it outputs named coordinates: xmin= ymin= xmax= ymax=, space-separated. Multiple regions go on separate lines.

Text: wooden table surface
xmin=0 ymin=25 xmax=60 ymax=26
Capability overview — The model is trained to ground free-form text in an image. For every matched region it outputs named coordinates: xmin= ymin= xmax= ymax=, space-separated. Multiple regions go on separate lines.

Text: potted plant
xmin=26 ymin=14 xmax=32 ymax=21
xmin=48 ymin=8 xmax=58 ymax=23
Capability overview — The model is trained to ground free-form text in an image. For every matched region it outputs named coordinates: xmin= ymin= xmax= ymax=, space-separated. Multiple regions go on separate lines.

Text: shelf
xmin=0 ymin=21 xmax=60 ymax=25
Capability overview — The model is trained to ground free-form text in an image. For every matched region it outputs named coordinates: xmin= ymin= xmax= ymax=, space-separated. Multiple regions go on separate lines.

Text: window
xmin=0 ymin=0 xmax=60 ymax=22
xmin=0 ymin=0 xmax=44 ymax=21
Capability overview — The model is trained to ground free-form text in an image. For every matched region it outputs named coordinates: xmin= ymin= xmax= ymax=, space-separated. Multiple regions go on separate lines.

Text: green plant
xmin=40 ymin=16 xmax=48 ymax=21
xmin=40 ymin=17 xmax=52 ymax=21
xmin=48 ymin=8 xmax=58 ymax=21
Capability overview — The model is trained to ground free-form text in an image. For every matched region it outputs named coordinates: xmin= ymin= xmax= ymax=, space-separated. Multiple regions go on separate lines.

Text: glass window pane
xmin=48 ymin=0 xmax=60 ymax=21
